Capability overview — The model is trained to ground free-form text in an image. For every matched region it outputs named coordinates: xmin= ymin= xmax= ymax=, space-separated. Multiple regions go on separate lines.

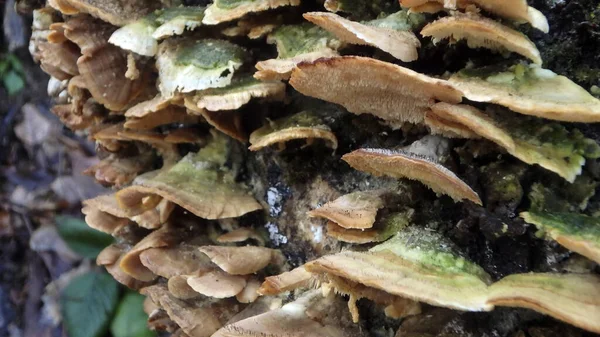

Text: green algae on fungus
xmin=449 ymin=63 xmax=600 ymax=122
xmin=269 ymin=23 xmax=340 ymax=60
xmin=487 ymin=273 xmax=600 ymax=334
xmin=371 ymin=226 xmax=492 ymax=283
xmin=421 ymin=13 xmax=542 ymax=64
xmin=108 ymin=15 xmax=159 ymax=56
xmin=254 ymin=23 xmax=341 ymax=80
xmin=303 ymin=11 xmax=422 ymax=62
xmin=156 ymin=38 xmax=246 ymax=98
xmin=305 ymin=230 xmax=492 ymax=311
xmin=190 ymin=75 xmax=286 ymax=111
xmin=108 ymin=6 xmax=206 ymax=56
xmin=521 ymin=211 xmax=600 ymax=264
xmin=152 ymin=6 xmax=206 ymax=39
xmin=429 ymin=103 xmax=600 ymax=182
xmin=116 ymin=132 xmax=262 ymax=220
xmin=249 ymin=110 xmax=338 ymax=151
xmin=203 ymin=0 xmax=301 ymax=25
xmin=290 ymin=56 xmax=462 ymax=125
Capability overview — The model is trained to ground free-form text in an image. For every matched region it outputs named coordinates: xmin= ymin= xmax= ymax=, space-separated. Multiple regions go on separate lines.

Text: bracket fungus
xmin=290 ymin=56 xmax=462 ymax=125
xmin=116 ymin=133 xmax=262 ymax=220
xmin=203 ymin=0 xmax=300 ymax=25
xmin=255 ymin=23 xmax=341 ymax=81
xmin=248 ymin=110 xmax=338 ymax=151
xmin=400 ymin=0 xmax=549 ymax=33
xmin=156 ymin=38 xmax=246 ymax=98
xmin=449 ymin=64 xmax=600 ymax=122
xmin=29 ymin=0 xmax=600 ymax=336
xmin=342 ymin=147 xmax=481 ymax=204
xmin=521 ymin=211 xmax=600 ymax=265
xmin=212 ymin=290 xmax=369 ymax=337
xmin=308 ymin=190 xmax=386 ymax=229
xmin=189 ymin=75 xmax=286 ymax=112
xmin=421 ymin=13 xmax=542 ymax=65
xmin=487 ymin=273 xmax=600 ymax=334
xmin=305 ymin=227 xmax=493 ymax=312
xmin=304 ymin=11 xmax=422 ymax=62
xmin=428 ymin=103 xmax=600 ymax=182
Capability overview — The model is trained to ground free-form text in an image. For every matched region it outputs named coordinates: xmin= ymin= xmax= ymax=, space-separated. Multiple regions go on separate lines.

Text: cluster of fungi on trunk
xmin=29 ymin=0 xmax=600 ymax=336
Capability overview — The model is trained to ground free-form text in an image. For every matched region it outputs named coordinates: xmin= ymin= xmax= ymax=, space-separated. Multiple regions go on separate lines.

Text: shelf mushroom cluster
xmin=30 ymin=0 xmax=600 ymax=335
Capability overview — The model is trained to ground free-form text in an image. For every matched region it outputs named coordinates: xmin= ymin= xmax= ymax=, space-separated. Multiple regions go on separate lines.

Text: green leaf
xmin=6 ymin=54 xmax=24 ymax=74
xmin=3 ymin=70 xmax=24 ymax=96
xmin=110 ymin=292 xmax=156 ymax=337
xmin=61 ymin=271 xmax=120 ymax=337
xmin=55 ymin=215 xmax=114 ymax=259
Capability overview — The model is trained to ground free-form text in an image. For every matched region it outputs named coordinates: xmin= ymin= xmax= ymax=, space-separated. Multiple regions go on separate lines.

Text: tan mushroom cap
xmin=325 ymin=221 xmax=379 ymax=244
xmin=521 ymin=211 xmax=600 ymax=264
xmin=487 ymin=273 xmax=600 ymax=334
xmin=308 ymin=190 xmax=385 ymax=229
xmin=187 ymin=270 xmax=247 ymax=298
xmin=212 ymin=290 xmax=368 ymax=337
xmin=408 ymin=2 xmax=446 ymax=14
xmin=77 ymin=45 xmax=149 ymax=111
xmin=142 ymin=284 xmax=240 ymax=337
xmin=449 ymin=65 xmax=600 ymax=122
xmin=198 ymin=246 xmax=277 ymax=275
xmin=304 ymin=12 xmax=420 ymax=62
xmin=83 ymin=152 xmax=154 ymax=188
xmin=131 ymin=198 xmax=175 ymax=230
xmin=217 ymin=228 xmax=266 ymax=246
xmin=342 ymin=149 xmax=481 ymax=204
xmin=58 ymin=0 xmax=157 ymax=26
xmin=421 ymin=13 xmax=542 ymax=65
xmin=48 ymin=0 xmax=79 ymax=14
xmin=254 ymin=49 xmax=339 ymax=81
xmin=139 ymin=245 xmax=215 ymax=279
xmin=236 ymin=277 xmax=262 ymax=303
xmin=63 ymin=15 xmax=115 ymax=56
xmin=289 ymin=56 xmax=462 ymax=125
xmin=184 ymin=98 xmax=247 ymax=142
xmin=424 ymin=109 xmax=480 ymax=139
xmin=203 ymin=0 xmax=301 ymax=25
xmin=168 ymin=275 xmax=201 ymax=300
xmin=82 ymin=194 xmax=130 ymax=235
xmin=192 ymin=80 xmax=286 ymax=112
xmin=430 ymin=103 xmax=514 ymax=150
xmin=120 ymin=225 xmax=184 ymax=281
xmin=258 ymin=266 xmax=315 ymax=295
xmin=38 ymin=41 xmax=80 ymax=81
xmin=97 ymin=245 xmax=151 ymax=290
xmin=249 ymin=127 xmax=338 ymax=151
xmin=125 ymin=105 xmax=198 ymax=131
xmin=305 ymin=250 xmax=492 ymax=311
xmin=125 ymin=94 xmax=183 ymax=118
